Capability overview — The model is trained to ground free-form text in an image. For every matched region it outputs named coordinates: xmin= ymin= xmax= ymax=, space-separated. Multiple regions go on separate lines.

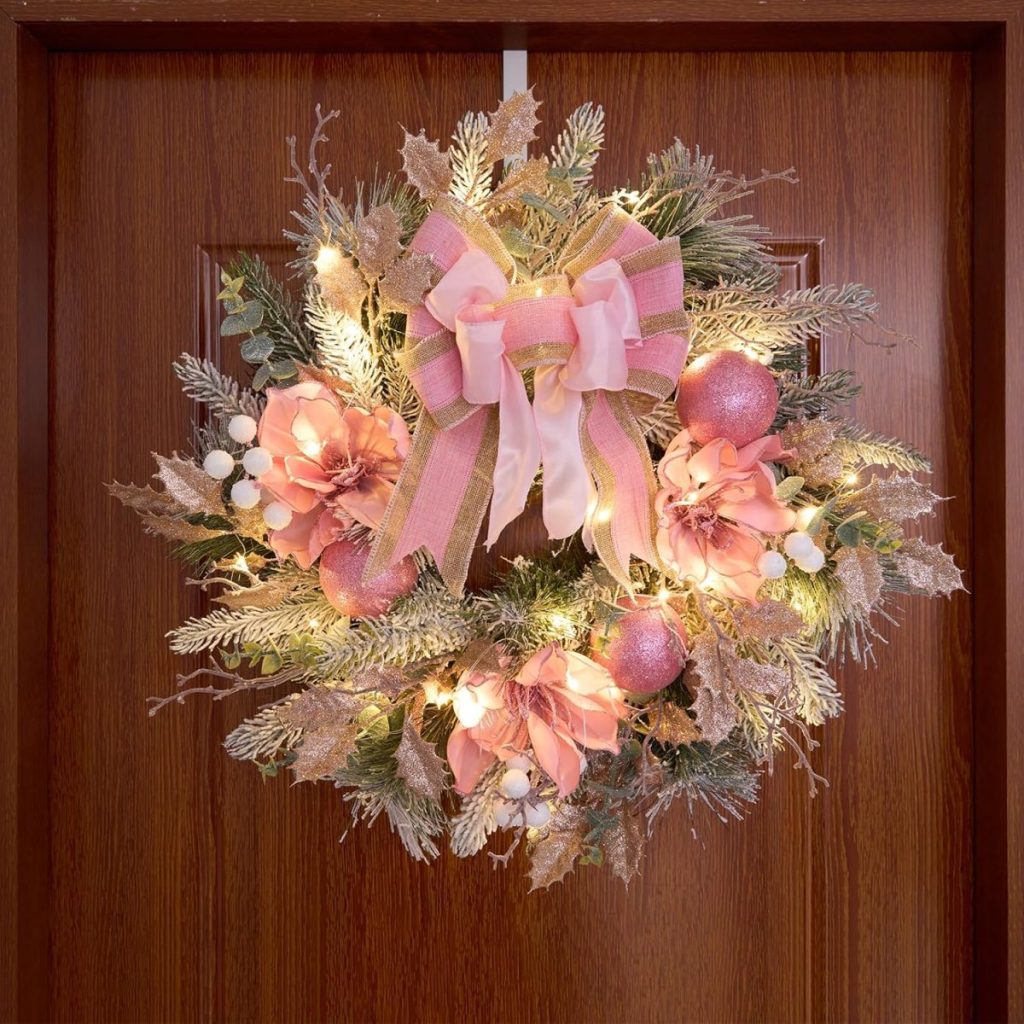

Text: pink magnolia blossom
xmin=655 ymin=430 xmax=796 ymax=603
xmin=256 ymin=381 xmax=410 ymax=568
xmin=446 ymin=643 xmax=627 ymax=797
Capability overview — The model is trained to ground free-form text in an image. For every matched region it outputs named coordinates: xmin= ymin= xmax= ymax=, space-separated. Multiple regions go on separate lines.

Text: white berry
xmin=230 ymin=479 xmax=261 ymax=509
xmin=507 ymin=754 xmax=532 ymax=772
xmin=242 ymin=446 xmax=273 ymax=477
xmin=494 ymin=800 xmax=522 ymax=829
xmin=783 ymin=531 xmax=815 ymax=560
xmin=523 ymin=801 xmax=551 ymax=828
xmin=498 ymin=767 xmax=531 ymax=799
xmin=795 ymin=546 xmax=826 ymax=573
xmin=227 ymin=414 xmax=258 ymax=444
xmin=203 ymin=449 xmax=234 ymax=480
xmin=757 ymin=550 xmax=788 ymax=579
xmin=263 ymin=501 xmax=293 ymax=531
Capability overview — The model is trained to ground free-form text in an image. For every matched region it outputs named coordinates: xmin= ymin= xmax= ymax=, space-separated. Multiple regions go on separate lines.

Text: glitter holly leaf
xmin=891 ymin=538 xmax=964 ymax=597
xmin=687 ymin=632 xmax=790 ymax=745
xmin=400 ymin=130 xmax=453 ymax=200
xmin=138 ymin=515 xmax=224 ymax=545
xmin=152 ymin=453 xmax=224 ymax=515
xmin=278 ymin=687 xmax=366 ymax=782
xmin=734 ymin=599 xmax=806 ymax=641
xmin=316 ymin=253 xmax=365 ymax=321
xmin=106 ymin=480 xmax=186 ymax=517
xmin=487 ymin=156 xmax=550 ymax=208
xmin=378 ymin=251 xmax=437 ymax=313
xmin=355 ymin=204 xmax=403 ymax=277
xmin=853 ymin=473 xmax=943 ymax=522
xmin=394 ymin=716 xmax=447 ymax=803
xmin=485 ymin=89 xmax=541 ymax=162
xmin=605 ymin=812 xmax=645 ymax=887
xmin=833 ymin=546 xmax=884 ymax=611
xmin=649 ymin=700 xmax=701 ymax=747
xmin=527 ymin=806 xmax=587 ymax=891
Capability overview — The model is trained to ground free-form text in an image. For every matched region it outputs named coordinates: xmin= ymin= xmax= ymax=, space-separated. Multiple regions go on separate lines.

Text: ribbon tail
xmin=365 ymin=407 xmax=498 ymax=595
xmin=534 ymin=366 xmax=589 ymax=540
xmin=580 ymin=390 xmax=661 ymax=589
xmin=485 ymin=358 xmax=541 ymax=549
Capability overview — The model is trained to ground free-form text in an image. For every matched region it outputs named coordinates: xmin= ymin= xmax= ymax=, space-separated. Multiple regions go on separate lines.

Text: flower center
xmin=507 ymin=680 xmax=553 ymax=721
xmin=670 ymin=495 xmax=734 ymax=550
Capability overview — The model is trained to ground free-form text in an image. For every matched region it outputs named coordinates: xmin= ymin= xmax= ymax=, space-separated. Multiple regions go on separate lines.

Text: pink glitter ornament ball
xmin=675 ymin=350 xmax=779 ymax=447
xmin=589 ymin=597 xmax=689 ymax=695
xmin=319 ymin=540 xmax=417 ymax=619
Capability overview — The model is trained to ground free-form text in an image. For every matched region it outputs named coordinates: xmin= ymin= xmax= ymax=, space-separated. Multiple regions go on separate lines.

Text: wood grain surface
xmin=533 ymin=52 xmax=974 ymax=1024
xmin=44 ymin=48 xmax=976 ymax=1023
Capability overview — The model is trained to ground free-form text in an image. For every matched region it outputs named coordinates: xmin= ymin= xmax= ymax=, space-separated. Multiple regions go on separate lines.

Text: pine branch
xmin=223 ymin=698 xmax=303 ymax=762
xmin=169 ymin=595 xmax=338 ymax=654
xmin=449 ymin=111 xmax=493 ymax=207
xmin=450 ymin=768 xmax=501 ymax=858
xmin=336 ymin=711 xmax=447 ymax=862
xmin=306 ymin=288 xmax=383 ymax=410
xmin=649 ymin=739 xmax=761 ymax=825
xmin=549 ymin=102 xmax=605 ymax=196
xmin=316 ymin=577 xmax=474 ymax=677
xmin=173 ymin=354 xmax=263 ymax=420
xmin=833 ymin=421 xmax=932 ymax=473
xmin=226 ymin=252 xmax=316 ymax=363
xmin=774 ymin=369 xmax=862 ymax=424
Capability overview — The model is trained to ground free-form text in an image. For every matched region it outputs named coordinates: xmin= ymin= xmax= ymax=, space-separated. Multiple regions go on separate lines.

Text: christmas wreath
xmin=111 ymin=94 xmax=963 ymax=888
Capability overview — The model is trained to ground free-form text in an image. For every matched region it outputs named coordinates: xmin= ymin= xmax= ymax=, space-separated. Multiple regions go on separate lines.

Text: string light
xmin=845 ymin=472 xmax=860 ymax=486
xmin=657 ymin=587 xmax=672 ymax=604
xmin=307 ymin=618 xmax=319 ymax=630
xmin=232 ymin=555 xmax=250 ymax=575
xmin=795 ymin=505 xmax=820 ymax=531
xmin=548 ymin=612 xmax=573 ymax=634
xmin=313 ymin=244 xmax=341 ymax=275
xmin=453 ymin=687 xmax=485 ymax=727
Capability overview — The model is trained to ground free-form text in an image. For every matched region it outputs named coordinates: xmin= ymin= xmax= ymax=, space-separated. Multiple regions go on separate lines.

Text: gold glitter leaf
xmin=782 ymin=417 xmax=837 ymax=463
xmin=316 ymin=254 xmax=365 ymax=321
xmin=106 ymin=480 xmax=184 ymax=517
xmin=486 ymin=89 xmax=541 ymax=162
xmin=355 ymin=204 xmax=403 ymax=277
xmin=400 ymin=130 xmax=453 ymax=200
xmin=152 ymin=454 xmax=224 ymax=515
xmin=605 ymin=813 xmax=645 ymax=887
xmin=690 ymin=684 xmax=736 ymax=747
xmin=892 ymin=537 xmax=964 ymax=597
xmin=735 ymin=599 xmax=806 ymax=641
xmin=527 ymin=806 xmax=587 ymax=891
xmin=650 ymin=701 xmax=701 ymax=747
xmin=854 ymin=473 xmax=942 ymax=522
xmin=288 ymin=722 xmax=361 ymax=783
xmin=278 ymin=687 xmax=367 ymax=782
xmin=488 ymin=156 xmax=550 ymax=208
xmin=378 ymin=252 xmax=437 ymax=313
xmin=139 ymin=514 xmax=224 ymax=544
xmin=833 ymin=547 xmax=884 ymax=611
xmin=394 ymin=717 xmax=447 ymax=803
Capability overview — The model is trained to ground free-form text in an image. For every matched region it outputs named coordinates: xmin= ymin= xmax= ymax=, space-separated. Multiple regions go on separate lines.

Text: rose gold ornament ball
xmin=319 ymin=539 xmax=418 ymax=619
xmin=675 ymin=349 xmax=779 ymax=447
xmin=589 ymin=597 xmax=689 ymax=695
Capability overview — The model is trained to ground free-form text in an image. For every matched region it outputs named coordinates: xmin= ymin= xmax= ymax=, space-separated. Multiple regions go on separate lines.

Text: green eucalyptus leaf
xmin=269 ymin=359 xmax=298 ymax=381
xmin=261 ymin=651 xmax=283 ymax=675
xmin=775 ymin=476 xmax=805 ymax=502
xmin=521 ymin=192 xmax=568 ymax=222
xmin=835 ymin=521 xmax=863 ymax=547
xmin=499 ymin=226 xmax=534 ymax=258
xmin=240 ymin=334 xmax=274 ymax=363
xmin=251 ymin=363 xmax=272 ymax=390
xmin=221 ymin=300 xmax=264 ymax=336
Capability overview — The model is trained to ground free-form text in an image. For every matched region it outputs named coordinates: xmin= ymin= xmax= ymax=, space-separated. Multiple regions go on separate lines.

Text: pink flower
xmin=655 ymin=431 xmax=796 ymax=603
xmin=446 ymin=643 xmax=627 ymax=797
xmin=256 ymin=381 xmax=411 ymax=568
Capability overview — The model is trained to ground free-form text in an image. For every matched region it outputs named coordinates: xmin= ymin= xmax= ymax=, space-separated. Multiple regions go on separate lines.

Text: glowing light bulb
xmin=534 ymin=285 xmax=544 ymax=298
xmin=845 ymin=472 xmax=860 ymax=486
xmin=795 ymin=505 xmax=820 ymax=531
xmin=307 ymin=618 xmax=319 ymax=629
xmin=681 ymin=490 xmax=698 ymax=504
xmin=593 ymin=507 xmax=612 ymax=525
xmin=232 ymin=555 xmax=250 ymax=574
xmin=314 ymin=244 xmax=342 ymax=275
xmin=298 ymin=438 xmax=323 ymax=459
xmin=453 ymin=687 xmax=485 ymax=728
xmin=548 ymin=612 xmax=573 ymax=634
xmin=657 ymin=588 xmax=672 ymax=604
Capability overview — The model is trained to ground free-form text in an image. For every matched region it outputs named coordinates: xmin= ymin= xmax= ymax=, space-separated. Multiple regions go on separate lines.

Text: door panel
xmin=52 ymin=49 xmax=971 ymax=1023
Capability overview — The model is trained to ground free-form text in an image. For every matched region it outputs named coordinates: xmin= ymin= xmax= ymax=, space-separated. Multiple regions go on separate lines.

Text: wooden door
xmin=51 ymin=49 xmax=971 ymax=1022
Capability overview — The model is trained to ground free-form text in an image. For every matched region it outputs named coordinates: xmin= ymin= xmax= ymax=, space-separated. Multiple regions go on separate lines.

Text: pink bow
xmin=535 ymin=259 xmax=642 ymax=539
xmin=424 ymin=248 xmax=542 ymax=548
